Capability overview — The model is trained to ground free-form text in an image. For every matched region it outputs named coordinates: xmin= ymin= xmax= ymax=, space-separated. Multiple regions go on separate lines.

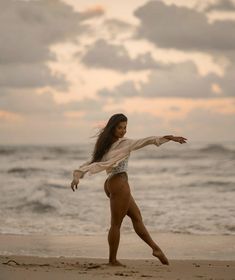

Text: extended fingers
xmin=71 ymin=180 xmax=75 ymax=191
xmin=70 ymin=179 xmax=79 ymax=191
xmin=175 ymin=136 xmax=187 ymax=144
xmin=71 ymin=180 xmax=77 ymax=191
xmin=180 ymin=138 xmax=187 ymax=144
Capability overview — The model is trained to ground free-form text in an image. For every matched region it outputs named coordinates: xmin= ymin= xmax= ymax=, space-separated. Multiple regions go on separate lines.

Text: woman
xmin=71 ymin=113 xmax=187 ymax=267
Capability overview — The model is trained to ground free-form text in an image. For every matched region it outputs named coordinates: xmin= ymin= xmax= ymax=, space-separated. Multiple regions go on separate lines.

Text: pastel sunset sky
xmin=1 ymin=0 xmax=235 ymax=144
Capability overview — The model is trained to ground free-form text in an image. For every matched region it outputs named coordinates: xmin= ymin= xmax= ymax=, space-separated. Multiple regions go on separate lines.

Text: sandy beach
xmin=1 ymin=232 xmax=235 ymax=279
xmin=1 ymin=255 xmax=235 ymax=280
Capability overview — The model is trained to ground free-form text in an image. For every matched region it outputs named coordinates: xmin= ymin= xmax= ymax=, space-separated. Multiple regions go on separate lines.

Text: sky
xmin=0 ymin=0 xmax=235 ymax=145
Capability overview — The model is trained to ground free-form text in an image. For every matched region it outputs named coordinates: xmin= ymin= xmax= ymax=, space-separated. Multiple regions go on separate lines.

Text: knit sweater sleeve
xmin=73 ymin=158 xmax=91 ymax=180
xmin=126 ymin=136 xmax=170 ymax=152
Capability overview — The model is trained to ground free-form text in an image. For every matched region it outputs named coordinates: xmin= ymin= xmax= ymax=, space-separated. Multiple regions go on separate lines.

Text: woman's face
xmin=113 ymin=121 xmax=127 ymax=139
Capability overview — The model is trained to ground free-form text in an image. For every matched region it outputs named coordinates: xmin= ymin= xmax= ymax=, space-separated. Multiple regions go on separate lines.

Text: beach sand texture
xmin=1 ymin=255 xmax=235 ymax=280
xmin=1 ymin=233 xmax=235 ymax=280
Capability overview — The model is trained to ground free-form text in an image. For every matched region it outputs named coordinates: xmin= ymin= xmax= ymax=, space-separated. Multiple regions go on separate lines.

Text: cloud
xmin=104 ymin=18 xmax=133 ymax=32
xmin=170 ymin=107 xmax=235 ymax=142
xmin=0 ymin=0 xmax=103 ymax=90
xmin=80 ymin=4 xmax=105 ymax=19
xmin=112 ymin=108 xmax=235 ymax=142
xmin=99 ymin=80 xmax=138 ymax=98
xmin=123 ymin=111 xmax=166 ymax=137
xmin=217 ymin=63 xmax=235 ymax=96
xmin=1 ymin=88 xmax=234 ymax=144
xmin=0 ymin=0 xmax=90 ymax=64
xmin=0 ymin=89 xmax=105 ymax=118
xmin=204 ymin=0 xmax=235 ymax=12
xmin=0 ymin=89 xmax=120 ymax=144
xmin=134 ymin=1 xmax=235 ymax=51
xmin=103 ymin=18 xmax=134 ymax=39
xmin=80 ymin=39 xmax=167 ymax=72
xmin=0 ymin=64 xmax=67 ymax=90
xmin=98 ymin=61 xmax=223 ymax=99
xmin=0 ymin=110 xmax=23 ymax=122
xmin=0 ymin=0 xmax=101 ymax=64
xmin=0 ymin=90 xmax=62 ymax=116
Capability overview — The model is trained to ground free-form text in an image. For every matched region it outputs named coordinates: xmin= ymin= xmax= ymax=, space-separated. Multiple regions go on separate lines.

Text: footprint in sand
xmin=82 ymin=263 xmax=102 ymax=270
xmin=114 ymin=272 xmax=131 ymax=276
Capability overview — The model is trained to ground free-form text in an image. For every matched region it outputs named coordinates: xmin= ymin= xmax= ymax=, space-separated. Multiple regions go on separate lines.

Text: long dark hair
xmin=90 ymin=113 xmax=128 ymax=163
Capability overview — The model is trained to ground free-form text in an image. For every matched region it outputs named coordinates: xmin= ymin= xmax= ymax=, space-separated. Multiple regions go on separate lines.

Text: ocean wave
xmin=206 ymin=180 xmax=233 ymax=186
xmin=199 ymin=144 xmax=233 ymax=153
xmin=48 ymin=147 xmax=68 ymax=154
xmin=17 ymin=187 xmax=61 ymax=213
xmin=48 ymin=146 xmax=85 ymax=155
xmin=0 ymin=147 xmax=16 ymax=155
xmin=187 ymin=180 xmax=233 ymax=188
xmin=8 ymin=167 xmax=44 ymax=176
xmin=18 ymin=201 xmax=57 ymax=213
xmin=47 ymin=183 xmax=66 ymax=189
xmin=225 ymin=225 xmax=235 ymax=232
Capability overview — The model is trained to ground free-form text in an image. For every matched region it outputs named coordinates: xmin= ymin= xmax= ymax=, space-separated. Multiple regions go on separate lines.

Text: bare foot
xmin=152 ymin=249 xmax=169 ymax=265
xmin=107 ymin=260 xmax=126 ymax=267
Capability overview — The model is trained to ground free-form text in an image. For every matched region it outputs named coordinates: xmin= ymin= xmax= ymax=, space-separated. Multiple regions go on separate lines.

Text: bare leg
xmin=127 ymin=195 xmax=169 ymax=265
xmin=106 ymin=173 xmax=131 ymax=266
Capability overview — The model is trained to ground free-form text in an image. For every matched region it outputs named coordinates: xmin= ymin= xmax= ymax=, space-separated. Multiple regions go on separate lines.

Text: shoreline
xmin=0 ymin=232 xmax=235 ymax=260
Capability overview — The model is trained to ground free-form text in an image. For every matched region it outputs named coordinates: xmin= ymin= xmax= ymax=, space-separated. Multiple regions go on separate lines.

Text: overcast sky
xmin=0 ymin=0 xmax=235 ymax=145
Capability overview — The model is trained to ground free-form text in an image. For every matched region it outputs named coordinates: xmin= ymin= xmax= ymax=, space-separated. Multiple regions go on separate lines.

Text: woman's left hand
xmin=172 ymin=136 xmax=187 ymax=144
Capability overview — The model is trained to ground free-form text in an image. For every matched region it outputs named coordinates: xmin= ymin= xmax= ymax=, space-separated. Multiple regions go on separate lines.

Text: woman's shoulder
xmin=102 ymin=137 xmax=130 ymax=160
xmin=114 ymin=137 xmax=131 ymax=148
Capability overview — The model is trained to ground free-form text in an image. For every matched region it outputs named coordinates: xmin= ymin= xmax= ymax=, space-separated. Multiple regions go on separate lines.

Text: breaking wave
xmin=8 ymin=167 xmax=44 ymax=176
xmin=17 ymin=187 xmax=61 ymax=213
xmin=199 ymin=144 xmax=232 ymax=153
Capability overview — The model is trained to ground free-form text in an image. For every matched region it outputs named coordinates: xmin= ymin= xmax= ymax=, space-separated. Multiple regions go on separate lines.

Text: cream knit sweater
xmin=73 ymin=136 xmax=170 ymax=180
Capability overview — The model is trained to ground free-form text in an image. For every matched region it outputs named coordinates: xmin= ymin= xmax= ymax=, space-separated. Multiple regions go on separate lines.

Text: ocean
xmin=0 ymin=140 xmax=234 ymax=236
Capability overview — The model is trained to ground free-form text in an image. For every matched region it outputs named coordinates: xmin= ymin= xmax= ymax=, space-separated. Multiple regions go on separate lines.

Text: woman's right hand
xmin=71 ymin=171 xmax=80 ymax=191
xmin=71 ymin=178 xmax=79 ymax=191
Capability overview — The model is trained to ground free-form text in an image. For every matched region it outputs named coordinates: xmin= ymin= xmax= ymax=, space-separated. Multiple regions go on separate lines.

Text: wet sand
xmin=1 ymin=232 xmax=235 ymax=279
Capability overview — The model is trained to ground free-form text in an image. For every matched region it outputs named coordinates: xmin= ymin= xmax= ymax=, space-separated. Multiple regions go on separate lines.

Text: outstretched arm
xmin=127 ymin=136 xmax=168 ymax=152
xmin=127 ymin=135 xmax=187 ymax=152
